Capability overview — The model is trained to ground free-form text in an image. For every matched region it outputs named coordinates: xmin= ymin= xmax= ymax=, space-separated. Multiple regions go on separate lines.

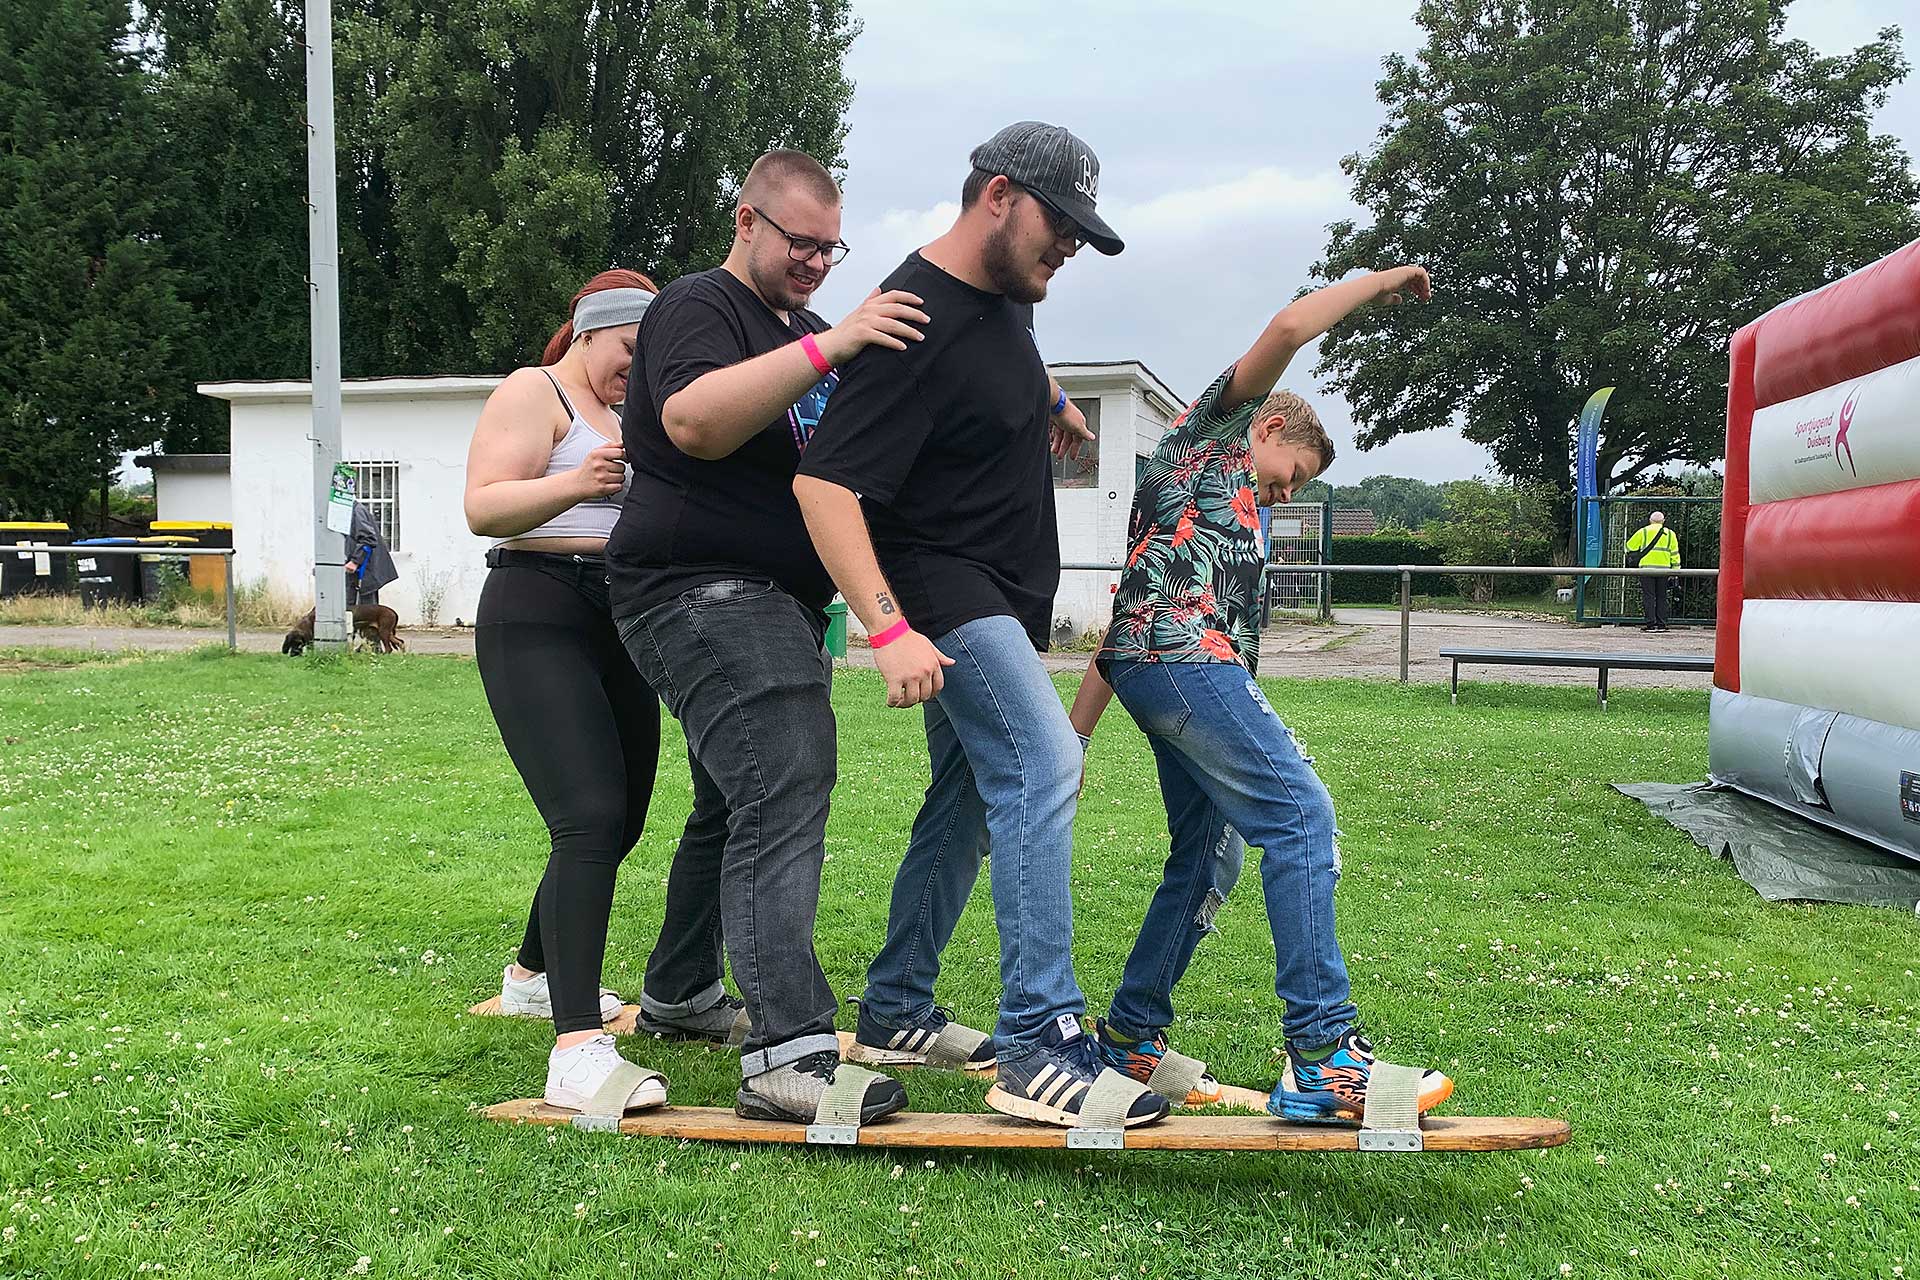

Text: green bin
xmin=824 ymin=599 xmax=848 ymax=659
xmin=135 ymin=535 xmax=198 ymax=602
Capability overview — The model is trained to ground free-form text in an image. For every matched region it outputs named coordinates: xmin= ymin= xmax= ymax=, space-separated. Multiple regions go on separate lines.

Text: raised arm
xmin=1221 ymin=266 xmax=1431 ymax=411
xmin=792 ymin=474 xmax=953 ymax=708
xmin=663 ymin=289 xmax=930 ymax=460
xmin=464 ymin=370 xmax=621 ymax=538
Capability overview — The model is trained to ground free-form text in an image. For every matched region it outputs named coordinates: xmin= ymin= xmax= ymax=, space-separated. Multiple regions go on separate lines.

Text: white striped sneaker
xmin=499 ymin=965 xmax=624 ymax=1025
xmin=847 ymin=999 xmax=996 ymax=1071
xmin=983 ymin=1013 xmax=1169 ymax=1129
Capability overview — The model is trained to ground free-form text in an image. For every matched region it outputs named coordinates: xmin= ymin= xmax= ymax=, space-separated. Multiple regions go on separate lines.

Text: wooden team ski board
xmin=479 ymin=1099 xmax=1569 ymax=1152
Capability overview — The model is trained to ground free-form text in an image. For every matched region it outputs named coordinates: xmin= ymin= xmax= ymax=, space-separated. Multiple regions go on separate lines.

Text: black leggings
xmin=476 ymin=554 xmax=660 ymax=1034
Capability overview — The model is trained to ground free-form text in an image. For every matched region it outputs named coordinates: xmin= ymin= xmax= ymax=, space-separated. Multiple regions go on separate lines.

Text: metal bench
xmin=1439 ymin=647 xmax=1715 ymax=709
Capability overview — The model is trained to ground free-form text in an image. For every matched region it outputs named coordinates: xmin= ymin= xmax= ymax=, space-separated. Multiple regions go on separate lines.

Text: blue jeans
xmin=862 ymin=614 xmax=1086 ymax=1055
xmin=1104 ymin=659 xmax=1357 ymax=1050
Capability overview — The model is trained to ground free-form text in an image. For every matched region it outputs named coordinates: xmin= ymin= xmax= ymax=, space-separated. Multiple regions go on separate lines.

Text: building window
xmin=1051 ymin=398 xmax=1101 ymax=488
xmin=349 ymin=460 xmax=401 ymax=550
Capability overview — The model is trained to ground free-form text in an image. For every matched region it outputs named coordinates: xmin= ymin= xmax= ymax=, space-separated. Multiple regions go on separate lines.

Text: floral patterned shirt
xmin=1099 ymin=366 xmax=1265 ymax=672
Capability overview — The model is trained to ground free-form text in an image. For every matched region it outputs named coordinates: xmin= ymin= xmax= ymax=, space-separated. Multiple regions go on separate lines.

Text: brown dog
xmin=282 ymin=604 xmax=406 ymax=655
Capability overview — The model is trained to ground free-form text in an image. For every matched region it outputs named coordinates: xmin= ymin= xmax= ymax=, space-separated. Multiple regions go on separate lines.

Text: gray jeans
xmin=617 ymin=579 xmax=840 ymax=1076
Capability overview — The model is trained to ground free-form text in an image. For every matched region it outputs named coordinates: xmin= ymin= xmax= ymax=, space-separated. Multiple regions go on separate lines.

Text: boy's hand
xmin=874 ymin=629 xmax=955 ymax=708
xmin=1375 ymin=265 xmax=1431 ymax=306
xmin=1050 ymin=397 xmax=1093 ymax=460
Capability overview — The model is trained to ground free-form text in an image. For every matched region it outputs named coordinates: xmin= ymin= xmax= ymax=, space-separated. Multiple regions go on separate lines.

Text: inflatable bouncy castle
xmin=1710 ymin=238 xmax=1920 ymax=862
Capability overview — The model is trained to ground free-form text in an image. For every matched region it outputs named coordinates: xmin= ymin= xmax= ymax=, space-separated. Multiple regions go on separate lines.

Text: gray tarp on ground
xmin=1615 ymin=781 xmax=1920 ymax=913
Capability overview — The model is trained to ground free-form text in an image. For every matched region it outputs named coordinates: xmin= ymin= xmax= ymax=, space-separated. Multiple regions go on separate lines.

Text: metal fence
xmin=1064 ymin=561 xmax=1719 ymax=683
xmin=2 ymin=545 xmax=240 ymax=651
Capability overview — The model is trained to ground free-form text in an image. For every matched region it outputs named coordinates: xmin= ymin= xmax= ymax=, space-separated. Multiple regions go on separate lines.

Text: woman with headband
xmin=465 ymin=269 xmax=681 ymax=1114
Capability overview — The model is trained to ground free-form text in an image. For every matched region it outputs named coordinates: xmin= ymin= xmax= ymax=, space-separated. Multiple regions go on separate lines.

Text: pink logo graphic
xmin=1835 ymin=387 xmax=1859 ymax=476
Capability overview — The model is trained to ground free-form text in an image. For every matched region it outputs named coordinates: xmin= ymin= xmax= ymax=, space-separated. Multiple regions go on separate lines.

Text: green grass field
xmin=1 ymin=650 xmax=1914 ymax=1279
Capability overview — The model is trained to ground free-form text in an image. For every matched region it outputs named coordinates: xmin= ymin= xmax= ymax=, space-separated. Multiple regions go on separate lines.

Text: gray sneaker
xmin=638 ymin=992 xmax=749 ymax=1046
xmin=736 ymin=1051 xmax=907 ymax=1125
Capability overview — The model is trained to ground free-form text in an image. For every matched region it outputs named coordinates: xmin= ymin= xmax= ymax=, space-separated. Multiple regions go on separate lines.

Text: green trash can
xmin=135 ymin=535 xmax=198 ymax=602
xmin=824 ymin=599 xmax=848 ymax=659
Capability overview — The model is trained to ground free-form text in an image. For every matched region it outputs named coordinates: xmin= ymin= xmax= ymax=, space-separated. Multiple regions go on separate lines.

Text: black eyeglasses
xmin=1014 ymin=185 xmax=1086 ymax=248
xmin=748 ymin=207 xmax=851 ymax=266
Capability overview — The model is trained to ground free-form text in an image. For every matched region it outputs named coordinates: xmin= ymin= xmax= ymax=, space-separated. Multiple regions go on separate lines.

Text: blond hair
xmin=738 ymin=150 xmax=841 ymax=212
xmin=1254 ymin=390 xmax=1334 ymax=470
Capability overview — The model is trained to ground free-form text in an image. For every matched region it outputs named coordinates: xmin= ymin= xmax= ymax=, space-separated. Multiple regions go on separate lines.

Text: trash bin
xmin=0 ymin=522 xmax=72 ymax=597
xmin=135 ymin=535 xmax=198 ymax=602
xmin=151 ymin=521 xmax=232 ymax=600
xmin=73 ymin=538 xmax=142 ymax=605
xmin=824 ymin=599 xmax=848 ymax=659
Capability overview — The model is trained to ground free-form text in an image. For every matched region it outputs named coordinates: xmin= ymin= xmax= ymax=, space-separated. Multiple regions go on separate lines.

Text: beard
xmin=749 ymin=250 xmax=822 ymax=312
xmin=982 ymin=221 xmax=1047 ymax=305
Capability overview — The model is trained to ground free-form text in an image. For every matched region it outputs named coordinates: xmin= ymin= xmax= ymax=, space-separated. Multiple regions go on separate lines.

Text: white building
xmin=179 ymin=362 xmax=1183 ymax=633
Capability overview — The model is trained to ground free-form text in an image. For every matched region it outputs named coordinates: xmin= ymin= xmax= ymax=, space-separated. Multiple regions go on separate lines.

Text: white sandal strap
xmin=1077 ymin=1069 xmax=1152 ymax=1129
xmin=582 ymin=1060 xmax=664 ymax=1116
xmin=923 ymin=1021 xmax=990 ymax=1068
xmin=815 ymin=1064 xmax=888 ymax=1126
xmin=1143 ymin=1047 xmax=1207 ymax=1101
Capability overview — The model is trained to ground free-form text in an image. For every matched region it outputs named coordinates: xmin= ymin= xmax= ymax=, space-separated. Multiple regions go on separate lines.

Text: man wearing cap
xmin=794 ymin=122 xmax=1170 ymax=1130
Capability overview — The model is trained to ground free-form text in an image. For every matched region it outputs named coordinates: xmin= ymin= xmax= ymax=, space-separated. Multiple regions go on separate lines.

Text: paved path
xmin=2 ymin=613 xmax=1717 ymax=690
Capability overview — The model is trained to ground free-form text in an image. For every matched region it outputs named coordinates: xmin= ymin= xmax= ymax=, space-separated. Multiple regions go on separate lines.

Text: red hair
xmin=541 ymin=268 xmax=660 ymax=365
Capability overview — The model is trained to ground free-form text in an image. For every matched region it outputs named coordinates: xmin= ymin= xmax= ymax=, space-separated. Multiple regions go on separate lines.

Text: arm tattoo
xmin=876 ymin=592 xmax=897 ymax=617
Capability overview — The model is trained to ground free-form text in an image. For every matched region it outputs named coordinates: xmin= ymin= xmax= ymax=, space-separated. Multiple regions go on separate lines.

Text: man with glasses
xmin=607 ymin=148 xmax=928 ymax=1125
xmin=794 ymin=123 xmax=1169 ymax=1130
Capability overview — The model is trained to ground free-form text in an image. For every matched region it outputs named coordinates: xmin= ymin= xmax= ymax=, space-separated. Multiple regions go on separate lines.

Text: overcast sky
xmin=809 ymin=0 xmax=1920 ymax=484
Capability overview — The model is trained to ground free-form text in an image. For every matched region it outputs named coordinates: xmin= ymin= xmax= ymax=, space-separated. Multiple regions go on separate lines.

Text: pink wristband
xmin=869 ymin=618 xmax=911 ymax=648
xmin=799 ymin=332 xmax=834 ymax=376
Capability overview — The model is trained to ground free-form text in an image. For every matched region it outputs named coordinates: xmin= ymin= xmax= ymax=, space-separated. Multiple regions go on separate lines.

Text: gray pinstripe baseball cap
xmin=969 ymin=121 xmax=1124 ymax=256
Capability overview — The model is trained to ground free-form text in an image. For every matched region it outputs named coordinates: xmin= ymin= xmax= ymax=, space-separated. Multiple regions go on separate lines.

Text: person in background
xmin=1626 ymin=511 xmax=1680 ymax=631
xmin=343 ymin=500 xmax=396 ymax=606
xmin=465 ymin=269 xmax=684 ymax=1117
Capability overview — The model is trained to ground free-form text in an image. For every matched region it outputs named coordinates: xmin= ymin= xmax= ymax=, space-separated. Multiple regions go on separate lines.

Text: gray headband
xmin=572 ymin=287 xmax=652 ymax=337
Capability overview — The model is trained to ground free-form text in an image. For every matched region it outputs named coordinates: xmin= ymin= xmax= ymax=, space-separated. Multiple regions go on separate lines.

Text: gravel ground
xmin=3 ymin=609 xmax=1717 ymax=694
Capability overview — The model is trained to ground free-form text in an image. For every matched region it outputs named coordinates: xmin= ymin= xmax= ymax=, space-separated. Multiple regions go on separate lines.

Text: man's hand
xmin=819 ymin=288 xmax=929 ymax=365
xmin=873 ymin=629 xmax=954 ymax=708
xmin=571 ymin=441 xmax=627 ymax=499
xmin=1375 ymin=265 xmax=1431 ymax=306
xmin=1049 ymin=396 xmax=1093 ymax=460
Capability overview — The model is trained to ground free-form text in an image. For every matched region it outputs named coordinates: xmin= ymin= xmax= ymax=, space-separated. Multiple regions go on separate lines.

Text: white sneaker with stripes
xmin=847 ymin=999 xmax=996 ymax=1071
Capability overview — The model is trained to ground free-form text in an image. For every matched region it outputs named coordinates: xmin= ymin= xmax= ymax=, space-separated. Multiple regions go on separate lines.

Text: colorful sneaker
xmin=638 ymin=991 xmax=749 ymax=1046
xmin=1091 ymin=1017 xmax=1223 ymax=1106
xmin=985 ymin=1013 xmax=1170 ymax=1129
xmin=499 ymin=965 xmax=623 ymax=1025
xmin=737 ymin=1051 xmax=908 ymax=1125
xmin=1268 ymin=1026 xmax=1453 ymax=1125
xmin=845 ymin=998 xmax=996 ymax=1071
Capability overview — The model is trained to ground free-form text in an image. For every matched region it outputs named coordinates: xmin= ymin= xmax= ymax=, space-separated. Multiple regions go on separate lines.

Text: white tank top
xmin=494 ymin=371 xmax=631 ymax=547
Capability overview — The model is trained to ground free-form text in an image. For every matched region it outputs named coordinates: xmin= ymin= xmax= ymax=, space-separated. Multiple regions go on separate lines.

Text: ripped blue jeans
xmin=1103 ymin=659 xmax=1357 ymax=1050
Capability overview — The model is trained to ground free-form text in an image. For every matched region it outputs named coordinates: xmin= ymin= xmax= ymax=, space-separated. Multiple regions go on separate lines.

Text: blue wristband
xmin=1052 ymin=387 xmax=1068 ymax=416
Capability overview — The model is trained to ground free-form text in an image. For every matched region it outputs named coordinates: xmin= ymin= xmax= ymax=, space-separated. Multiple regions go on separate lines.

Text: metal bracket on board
xmin=1356 ymin=1128 xmax=1424 ymax=1153
xmin=805 ymin=1123 xmax=860 ymax=1145
xmin=1065 ymin=1126 xmax=1125 ymax=1150
xmin=569 ymin=1114 xmax=622 ymax=1135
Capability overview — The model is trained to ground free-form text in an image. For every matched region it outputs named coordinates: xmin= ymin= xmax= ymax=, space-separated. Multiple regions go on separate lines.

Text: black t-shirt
xmin=798 ymin=252 xmax=1057 ymax=649
xmin=607 ymin=267 xmax=837 ymax=619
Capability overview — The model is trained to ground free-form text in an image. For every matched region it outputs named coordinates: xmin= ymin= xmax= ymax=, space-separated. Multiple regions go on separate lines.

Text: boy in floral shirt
xmin=1068 ymin=264 xmax=1454 ymax=1124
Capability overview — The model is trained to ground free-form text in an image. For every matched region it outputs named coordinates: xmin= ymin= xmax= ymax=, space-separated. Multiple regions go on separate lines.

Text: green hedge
xmin=1326 ymin=534 xmax=1452 ymax=601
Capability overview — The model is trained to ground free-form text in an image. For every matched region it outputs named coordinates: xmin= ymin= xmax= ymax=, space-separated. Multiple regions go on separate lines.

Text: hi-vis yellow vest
xmin=1627 ymin=524 xmax=1680 ymax=569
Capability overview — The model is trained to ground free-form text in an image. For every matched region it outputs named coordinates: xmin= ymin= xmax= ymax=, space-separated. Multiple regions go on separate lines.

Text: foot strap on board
xmin=1143 ymin=1048 xmax=1208 ymax=1104
xmin=1357 ymin=1061 xmax=1423 ymax=1152
xmin=1068 ymin=1070 xmax=1155 ymax=1150
xmin=806 ymin=1064 xmax=889 ymax=1145
xmin=569 ymin=1061 xmax=665 ymax=1134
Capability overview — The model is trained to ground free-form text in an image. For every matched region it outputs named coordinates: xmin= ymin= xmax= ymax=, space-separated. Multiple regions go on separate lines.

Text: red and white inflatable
xmin=1711 ymin=237 xmax=1920 ymax=860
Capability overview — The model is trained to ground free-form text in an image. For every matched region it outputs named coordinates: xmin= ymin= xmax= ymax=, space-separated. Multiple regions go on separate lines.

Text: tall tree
xmin=0 ymin=0 xmax=195 ymax=525
xmin=1313 ymin=0 xmax=1919 ymax=546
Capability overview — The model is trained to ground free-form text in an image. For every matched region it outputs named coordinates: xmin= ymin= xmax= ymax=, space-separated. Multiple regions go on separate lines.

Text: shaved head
xmin=738 ymin=149 xmax=841 ymax=213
